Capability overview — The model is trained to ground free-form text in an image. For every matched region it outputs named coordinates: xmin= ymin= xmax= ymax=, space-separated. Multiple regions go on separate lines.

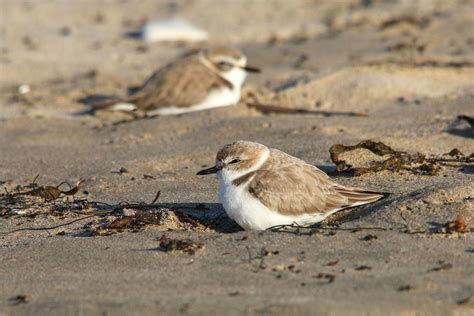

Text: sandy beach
xmin=1 ymin=0 xmax=473 ymax=315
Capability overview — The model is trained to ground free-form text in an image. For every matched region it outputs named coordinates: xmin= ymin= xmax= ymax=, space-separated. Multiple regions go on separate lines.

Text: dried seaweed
xmin=354 ymin=265 xmax=372 ymax=271
xmin=326 ymin=260 xmax=339 ymax=266
xmin=361 ymin=234 xmax=378 ymax=241
xmin=9 ymin=179 xmax=85 ymax=201
xmin=428 ymin=261 xmax=452 ymax=272
xmin=1 ymin=178 xmax=89 ymax=219
xmin=158 ymin=235 xmax=203 ymax=255
xmin=379 ymin=15 xmax=431 ymax=30
xmin=313 ymin=273 xmax=336 ymax=283
xmin=0 ymin=178 xmax=220 ymax=235
xmin=329 ymin=140 xmax=473 ymax=176
xmin=8 ymin=295 xmax=29 ymax=306
xmin=398 ymin=285 xmax=414 ymax=292
xmin=98 ymin=210 xmax=166 ymax=234
xmin=457 ymin=297 xmax=471 ymax=306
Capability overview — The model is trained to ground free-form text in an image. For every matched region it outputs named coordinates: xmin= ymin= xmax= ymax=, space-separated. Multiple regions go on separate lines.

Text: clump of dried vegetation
xmin=0 ymin=177 xmax=213 ymax=236
xmin=329 ymin=140 xmax=473 ymax=176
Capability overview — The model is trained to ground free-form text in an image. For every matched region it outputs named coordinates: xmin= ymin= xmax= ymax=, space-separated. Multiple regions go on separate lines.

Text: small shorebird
xmin=197 ymin=141 xmax=385 ymax=230
xmin=91 ymin=47 xmax=260 ymax=116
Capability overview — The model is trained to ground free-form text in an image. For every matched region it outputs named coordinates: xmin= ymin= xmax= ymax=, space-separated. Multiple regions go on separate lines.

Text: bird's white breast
xmin=218 ymin=180 xmax=329 ymax=231
xmin=148 ymin=86 xmax=240 ymax=116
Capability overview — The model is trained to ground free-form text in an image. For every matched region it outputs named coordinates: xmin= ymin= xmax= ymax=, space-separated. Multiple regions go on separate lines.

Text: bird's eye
xmin=219 ymin=61 xmax=231 ymax=67
xmin=230 ymin=159 xmax=241 ymax=164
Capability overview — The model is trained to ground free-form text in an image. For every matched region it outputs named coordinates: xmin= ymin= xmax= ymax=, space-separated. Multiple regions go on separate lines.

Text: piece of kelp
xmin=329 ymin=140 xmax=461 ymax=176
xmin=11 ymin=179 xmax=85 ymax=201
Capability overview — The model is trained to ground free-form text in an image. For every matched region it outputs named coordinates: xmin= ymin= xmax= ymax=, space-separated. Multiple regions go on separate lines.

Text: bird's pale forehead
xmin=216 ymin=142 xmax=265 ymax=162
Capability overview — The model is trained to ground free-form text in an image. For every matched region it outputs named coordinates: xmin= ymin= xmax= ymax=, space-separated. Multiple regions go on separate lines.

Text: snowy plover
xmin=92 ymin=47 xmax=260 ymax=116
xmin=197 ymin=141 xmax=385 ymax=230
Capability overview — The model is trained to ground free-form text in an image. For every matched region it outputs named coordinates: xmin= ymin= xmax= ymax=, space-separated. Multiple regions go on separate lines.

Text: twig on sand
xmin=266 ymin=223 xmax=390 ymax=234
xmin=0 ymin=214 xmax=100 ymax=235
xmin=246 ymin=102 xmax=368 ymax=117
xmin=266 ymin=220 xmax=471 ymax=235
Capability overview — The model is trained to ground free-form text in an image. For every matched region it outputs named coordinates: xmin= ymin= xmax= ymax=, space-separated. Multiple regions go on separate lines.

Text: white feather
xmin=110 ymin=102 xmax=137 ymax=112
xmin=140 ymin=18 xmax=208 ymax=43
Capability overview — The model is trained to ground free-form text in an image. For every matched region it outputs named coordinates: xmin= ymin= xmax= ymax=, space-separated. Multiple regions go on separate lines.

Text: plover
xmin=197 ymin=141 xmax=385 ymax=230
xmin=92 ymin=47 xmax=260 ymax=116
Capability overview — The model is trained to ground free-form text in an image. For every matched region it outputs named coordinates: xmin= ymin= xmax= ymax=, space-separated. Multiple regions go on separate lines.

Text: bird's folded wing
xmin=247 ymin=164 xmax=351 ymax=216
xmin=129 ymin=57 xmax=232 ymax=111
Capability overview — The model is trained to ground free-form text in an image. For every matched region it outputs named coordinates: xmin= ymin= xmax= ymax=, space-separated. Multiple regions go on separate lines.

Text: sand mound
xmin=273 ymin=65 xmax=474 ymax=111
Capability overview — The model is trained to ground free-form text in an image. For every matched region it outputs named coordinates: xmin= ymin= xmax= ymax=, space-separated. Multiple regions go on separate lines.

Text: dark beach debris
xmin=59 ymin=26 xmax=71 ymax=36
xmin=246 ymin=102 xmax=368 ymax=117
xmin=313 ymin=273 xmax=336 ymax=283
xmin=379 ymin=15 xmax=431 ymax=30
xmin=355 ymin=265 xmax=372 ymax=271
xmin=443 ymin=213 xmax=469 ymax=234
xmin=428 ymin=261 xmax=452 ymax=272
xmin=386 ymin=40 xmax=425 ymax=53
xmin=150 ymin=190 xmax=161 ymax=204
xmin=329 ymin=140 xmax=473 ymax=176
xmin=22 ymin=36 xmax=37 ymax=50
xmin=297 ymin=251 xmax=305 ymax=262
xmin=245 ymin=247 xmax=285 ymax=272
xmin=271 ymin=264 xmax=301 ymax=274
xmin=326 ymin=260 xmax=339 ymax=266
xmin=444 ymin=148 xmax=464 ymax=157
xmin=263 ymin=250 xmax=280 ymax=256
xmin=158 ymin=234 xmax=203 ymax=255
xmin=112 ymin=167 xmax=128 ymax=174
xmin=457 ymin=296 xmax=472 ymax=306
xmin=8 ymin=295 xmax=29 ymax=305
xmin=425 ymin=213 xmax=470 ymax=235
xmin=361 ymin=234 xmax=378 ymax=241
xmin=397 ymin=285 xmax=414 ymax=292
xmin=104 ymin=211 xmax=163 ymax=231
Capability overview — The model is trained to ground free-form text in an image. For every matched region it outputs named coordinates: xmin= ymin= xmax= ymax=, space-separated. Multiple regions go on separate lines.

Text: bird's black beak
xmin=197 ymin=165 xmax=220 ymax=175
xmin=242 ymin=66 xmax=261 ymax=73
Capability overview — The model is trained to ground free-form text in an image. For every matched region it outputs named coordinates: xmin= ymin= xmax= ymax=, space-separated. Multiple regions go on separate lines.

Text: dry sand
xmin=1 ymin=0 xmax=473 ymax=315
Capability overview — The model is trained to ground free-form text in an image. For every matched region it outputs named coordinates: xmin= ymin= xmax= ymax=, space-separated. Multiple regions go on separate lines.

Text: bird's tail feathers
xmin=335 ymin=187 xmax=387 ymax=207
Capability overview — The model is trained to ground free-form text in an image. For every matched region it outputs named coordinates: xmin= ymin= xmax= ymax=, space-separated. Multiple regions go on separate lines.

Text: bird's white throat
xmin=221 ymin=66 xmax=247 ymax=90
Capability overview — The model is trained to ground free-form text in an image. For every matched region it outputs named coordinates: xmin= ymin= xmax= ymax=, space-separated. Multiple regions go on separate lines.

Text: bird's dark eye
xmin=230 ymin=159 xmax=241 ymax=164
